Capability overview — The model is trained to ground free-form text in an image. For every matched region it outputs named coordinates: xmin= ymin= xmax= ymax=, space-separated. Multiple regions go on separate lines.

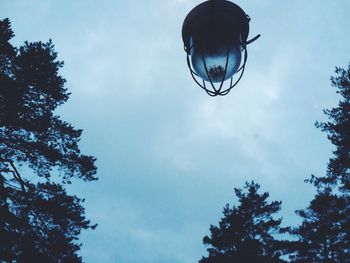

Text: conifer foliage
xmin=199 ymin=181 xmax=287 ymax=263
xmin=0 ymin=18 xmax=97 ymax=182
xmin=0 ymin=18 xmax=97 ymax=262
xmin=315 ymin=64 xmax=350 ymax=189
xmin=291 ymin=64 xmax=350 ymax=262
xmin=290 ymin=189 xmax=347 ymax=262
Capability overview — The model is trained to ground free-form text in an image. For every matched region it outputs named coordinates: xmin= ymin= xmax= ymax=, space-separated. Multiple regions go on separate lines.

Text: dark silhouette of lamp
xmin=182 ymin=0 xmax=260 ymax=96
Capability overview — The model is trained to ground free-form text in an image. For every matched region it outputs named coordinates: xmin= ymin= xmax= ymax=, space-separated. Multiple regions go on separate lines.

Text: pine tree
xmin=290 ymin=189 xmax=347 ymax=262
xmin=0 ymin=174 xmax=96 ymax=262
xmin=199 ymin=181 xmax=287 ymax=263
xmin=0 ymin=18 xmax=96 ymax=182
xmin=0 ymin=18 xmax=97 ymax=262
xmin=292 ymin=64 xmax=350 ymax=262
xmin=314 ymin=64 xmax=350 ymax=189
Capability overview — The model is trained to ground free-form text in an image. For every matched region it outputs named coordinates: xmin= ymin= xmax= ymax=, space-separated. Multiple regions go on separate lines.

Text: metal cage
xmin=182 ymin=0 xmax=260 ymax=96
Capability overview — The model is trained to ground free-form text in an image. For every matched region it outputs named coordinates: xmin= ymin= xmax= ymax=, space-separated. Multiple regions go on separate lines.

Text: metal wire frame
xmin=185 ymin=34 xmax=260 ymax=97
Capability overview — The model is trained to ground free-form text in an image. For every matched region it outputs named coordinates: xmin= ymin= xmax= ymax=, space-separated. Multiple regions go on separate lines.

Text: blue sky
xmin=1 ymin=0 xmax=350 ymax=262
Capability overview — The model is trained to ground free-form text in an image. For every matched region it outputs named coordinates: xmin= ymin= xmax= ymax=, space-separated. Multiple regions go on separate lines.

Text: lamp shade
xmin=190 ymin=38 xmax=242 ymax=82
xmin=182 ymin=0 xmax=259 ymax=96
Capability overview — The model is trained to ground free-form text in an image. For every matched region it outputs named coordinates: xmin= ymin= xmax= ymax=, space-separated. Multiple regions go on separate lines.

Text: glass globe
xmin=190 ymin=40 xmax=242 ymax=83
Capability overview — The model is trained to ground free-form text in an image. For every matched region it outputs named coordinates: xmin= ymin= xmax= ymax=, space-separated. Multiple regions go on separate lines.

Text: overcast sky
xmin=1 ymin=0 xmax=350 ymax=262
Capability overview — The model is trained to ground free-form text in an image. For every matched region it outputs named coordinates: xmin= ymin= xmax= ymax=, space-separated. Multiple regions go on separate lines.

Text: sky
xmin=1 ymin=0 xmax=350 ymax=262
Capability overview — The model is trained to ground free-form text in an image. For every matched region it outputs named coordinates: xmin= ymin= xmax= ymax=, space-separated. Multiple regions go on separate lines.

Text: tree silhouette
xmin=292 ymin=64 xmax=350 ymax=262
xmin=0 ymin=174 xmax=96 ymax=262
xmin=290 ymin=189 xmax=347 ymax=262
xmin=0 ymin=18 xmax=97 ymax=262
xmin=199 ymin=181 xmax=287 ymax=263
xmin=0 ymin=18 xmax=96 ymax=182
xmin=313 ymin=64 xmax=350 ymax=189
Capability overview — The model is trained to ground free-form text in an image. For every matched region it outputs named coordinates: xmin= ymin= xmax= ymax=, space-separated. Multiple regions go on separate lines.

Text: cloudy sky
xmin=1 ymin=0 xmax=350 ymax=262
